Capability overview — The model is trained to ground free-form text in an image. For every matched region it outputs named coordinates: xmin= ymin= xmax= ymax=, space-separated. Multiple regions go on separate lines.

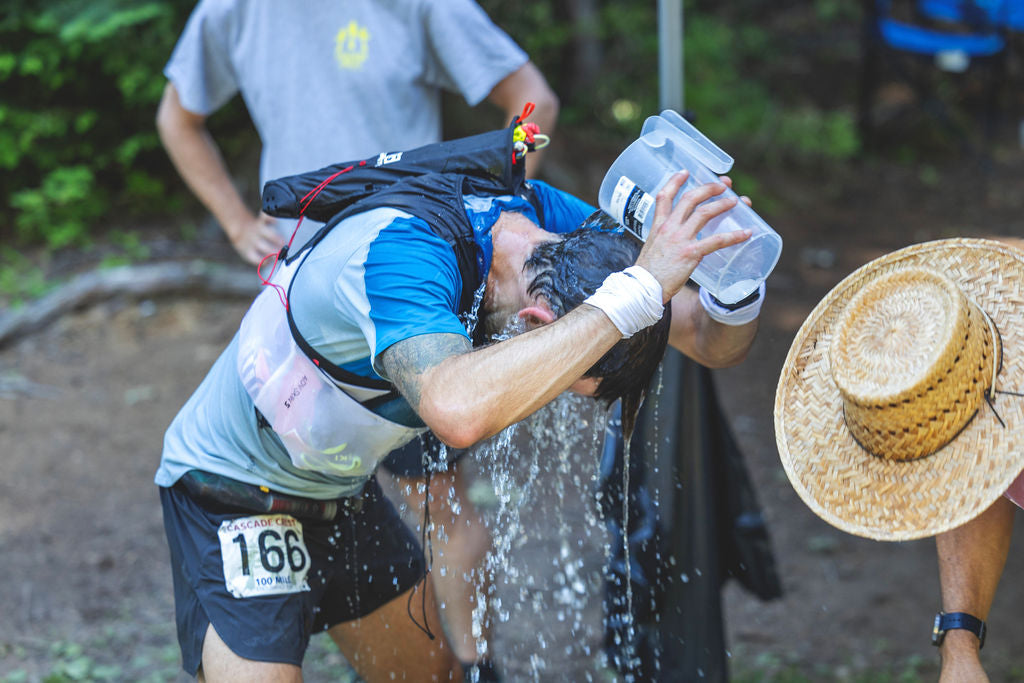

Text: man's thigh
xmin=159 ymin=477 xmax=425 ymax=676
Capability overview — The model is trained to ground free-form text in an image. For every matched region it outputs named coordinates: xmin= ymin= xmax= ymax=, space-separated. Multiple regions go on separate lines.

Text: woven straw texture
xmin=831 ymin=267 xmax=997 ymax=462
xmin=775 ymin=239 xmax=1024 ymax=541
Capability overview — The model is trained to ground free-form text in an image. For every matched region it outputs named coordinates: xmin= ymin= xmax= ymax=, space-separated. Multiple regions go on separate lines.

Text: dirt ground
xmin=2 ymin=133 xmax=1024 ymax=682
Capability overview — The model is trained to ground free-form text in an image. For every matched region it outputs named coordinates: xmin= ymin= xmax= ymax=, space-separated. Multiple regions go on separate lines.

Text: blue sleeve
xmin=363 ymin=216 xmax=469 ymax=364
xmin=530 ymin=180 xmax=597 ymax=234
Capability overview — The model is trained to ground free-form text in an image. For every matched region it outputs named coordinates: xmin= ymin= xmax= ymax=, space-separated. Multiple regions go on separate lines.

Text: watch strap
xmin=932 ymin=611 xmax=986 ymax=649
xmin=709 ymin=286 xmax=761 ymax=311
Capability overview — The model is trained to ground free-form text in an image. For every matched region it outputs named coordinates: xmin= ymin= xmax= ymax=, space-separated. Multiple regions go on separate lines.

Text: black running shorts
xmin=159 ymin=476 xmax=424 ymax=675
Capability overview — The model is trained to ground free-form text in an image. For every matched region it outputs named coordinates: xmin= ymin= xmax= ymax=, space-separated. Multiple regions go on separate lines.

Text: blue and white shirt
xmin=156 ymin=181 xmax=595 ymax=498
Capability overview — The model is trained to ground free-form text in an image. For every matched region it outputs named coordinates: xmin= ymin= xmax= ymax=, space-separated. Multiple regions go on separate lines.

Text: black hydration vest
xmin=260 ymin=124 xmax=544 ymax=389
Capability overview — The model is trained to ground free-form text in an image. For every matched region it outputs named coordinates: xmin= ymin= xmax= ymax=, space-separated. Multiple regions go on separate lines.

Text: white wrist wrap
xmin=698 ymin=281 xmax=766 ymax=326
xmin=584 ymin=266 xmax=664 ymax=338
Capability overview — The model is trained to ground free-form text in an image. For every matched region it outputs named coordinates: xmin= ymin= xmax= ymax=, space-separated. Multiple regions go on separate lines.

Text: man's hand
xmin=157 ymin=82 xmax=286 ymax=267
xmin=227 ymin=212 xmax=287 ymax=266
xmin=635 ymin=171 xmax=750 ymax=302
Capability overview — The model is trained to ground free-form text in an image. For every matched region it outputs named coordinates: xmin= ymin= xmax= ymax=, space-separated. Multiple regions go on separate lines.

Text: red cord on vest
xmin=256 ymin=250 xmax=289 ymax=309
xmin=255 ymin=164 xmax=356 ymax=307
xmin=290 ymin=166 xmax=353 ymax=249
xmin=511 ymin=102 xmax=539 ymax=166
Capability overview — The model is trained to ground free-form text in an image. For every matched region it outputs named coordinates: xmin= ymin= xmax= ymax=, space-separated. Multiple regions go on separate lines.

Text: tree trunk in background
xmin=550 ymin=0 xmax=602 ymax=104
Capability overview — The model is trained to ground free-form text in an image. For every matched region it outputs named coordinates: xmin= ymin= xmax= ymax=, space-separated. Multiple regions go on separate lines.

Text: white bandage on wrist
xmin=584 ymin=266 xmax=665 ymax=338
xmin=698 ymin=281 xmax=766 ymax=326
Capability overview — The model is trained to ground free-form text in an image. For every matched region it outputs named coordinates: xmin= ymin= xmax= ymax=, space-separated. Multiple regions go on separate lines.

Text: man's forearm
xmin=385 ymin=305 xmax=620 ymax=449
xmin=385 ymin=173 xmax=752 ymax=447
xmin=667 ymin=287 xmax=758 ymax=368
xmin=156 ymin=84 xmax=255 ymax=240
xmin=936 ymin=496 xmax=1014 ymax=645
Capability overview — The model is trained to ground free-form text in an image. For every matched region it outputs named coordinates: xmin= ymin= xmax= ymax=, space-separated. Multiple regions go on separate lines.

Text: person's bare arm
xmin=155 ymin=82 xmax=284 ymax=265
xmin=667 ymin=287 xmax=758 ymax=368
xmin=380 ymin=173 xmax=747 ymax=448
xmin=381 ymin=308 xmax=618 ymax=448
xmin=935 ymin=496 xmax=1015 ymax=683
xmin=485 ymin=61 xmax=559 ymax=178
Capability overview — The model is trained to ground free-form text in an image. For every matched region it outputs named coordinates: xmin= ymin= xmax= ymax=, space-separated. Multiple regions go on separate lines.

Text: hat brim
xmin=775 ymin=238 xmax=1024 ymax=541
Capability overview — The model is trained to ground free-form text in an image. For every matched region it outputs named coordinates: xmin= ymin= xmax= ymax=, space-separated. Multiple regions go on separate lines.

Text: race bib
xmin=217 ymin=515 xmax=312 ymax=598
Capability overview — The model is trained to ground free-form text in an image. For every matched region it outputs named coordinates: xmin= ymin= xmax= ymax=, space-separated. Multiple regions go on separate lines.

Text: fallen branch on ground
xmin=0 ymin=260 xmax=260 ymax=348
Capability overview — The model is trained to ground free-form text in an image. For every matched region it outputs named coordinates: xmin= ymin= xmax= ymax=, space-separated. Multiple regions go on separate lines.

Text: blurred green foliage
xmin=0 ymin=0 xmax=249 ymax=249
xmin=1 ymin=0 xmax=859 ymax=251
xmin=2 ymin=1 xmax=176 ymax=247
xmin=0 ymin=246 xmax=51 ymax=306
xmin=481 ymin=0 xmax=860 ymax=160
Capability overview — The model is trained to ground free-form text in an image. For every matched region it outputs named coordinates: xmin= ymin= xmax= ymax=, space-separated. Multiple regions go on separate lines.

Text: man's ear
xmin=517 ymin=303 xmax=556 ymax=330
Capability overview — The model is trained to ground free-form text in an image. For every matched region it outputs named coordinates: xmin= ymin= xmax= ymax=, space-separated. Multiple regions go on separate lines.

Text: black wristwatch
xmin=932 ymin=611 xmax=986 ymax=649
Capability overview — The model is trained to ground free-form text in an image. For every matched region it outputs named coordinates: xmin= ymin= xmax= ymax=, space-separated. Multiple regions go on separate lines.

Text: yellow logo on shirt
xmin=335 ymin=20 xmax=370 ymax=70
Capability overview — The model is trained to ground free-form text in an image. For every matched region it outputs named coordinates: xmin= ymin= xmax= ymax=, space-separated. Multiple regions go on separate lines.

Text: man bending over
xmin=155 ymin=169 xmax=761 ymax=682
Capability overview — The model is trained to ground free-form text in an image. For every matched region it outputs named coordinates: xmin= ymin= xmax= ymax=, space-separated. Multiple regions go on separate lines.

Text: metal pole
xmin=658 ymin=0 xmax=684 ymax=112
xmin=655 ymin=2 xmax=732 ymax=680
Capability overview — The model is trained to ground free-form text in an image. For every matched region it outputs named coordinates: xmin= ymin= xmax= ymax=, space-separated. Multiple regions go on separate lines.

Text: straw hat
xmin=774 ymin=238 xmax=1024 ymax=541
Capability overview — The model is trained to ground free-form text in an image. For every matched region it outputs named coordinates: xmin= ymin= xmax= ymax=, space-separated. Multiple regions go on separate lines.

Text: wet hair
xmin=523 ymin=210 xmax=671 ymax=437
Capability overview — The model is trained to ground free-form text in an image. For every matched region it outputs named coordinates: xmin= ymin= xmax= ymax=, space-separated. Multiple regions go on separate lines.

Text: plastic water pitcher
xmin=598 ymin=110 xmax=782 ymax=304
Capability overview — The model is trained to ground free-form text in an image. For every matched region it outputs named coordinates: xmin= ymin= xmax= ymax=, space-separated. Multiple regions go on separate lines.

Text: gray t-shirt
xmin=165 ymin=0 xmax=528 ymax=228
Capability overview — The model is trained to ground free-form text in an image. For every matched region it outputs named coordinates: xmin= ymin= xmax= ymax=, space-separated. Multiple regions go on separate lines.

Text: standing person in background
xmin=155 ymin=0 xmax=559 ymax=674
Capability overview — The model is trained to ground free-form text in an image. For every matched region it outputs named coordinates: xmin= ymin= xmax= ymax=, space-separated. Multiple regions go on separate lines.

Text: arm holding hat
xmin=933 ymin=232 xmax=1022 ymax=682
xmin=935 ymin=495 xmax=1015 ymax=682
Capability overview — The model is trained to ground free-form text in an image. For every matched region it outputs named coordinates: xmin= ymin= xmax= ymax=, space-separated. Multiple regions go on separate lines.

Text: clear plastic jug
xmin=598 ymin=110 xmax=782 ymax=304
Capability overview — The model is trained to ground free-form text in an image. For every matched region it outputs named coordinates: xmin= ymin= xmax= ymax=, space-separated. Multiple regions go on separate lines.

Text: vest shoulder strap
xmin=262 ymin=121 xmax=546 ymax=391
xmin=262 ymin=128 xmax=525 ymax=223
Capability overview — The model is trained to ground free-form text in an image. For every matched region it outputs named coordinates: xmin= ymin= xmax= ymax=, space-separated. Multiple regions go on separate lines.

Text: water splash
xmin=621 ymin=429 xmax=636 ymax=669
xmin=465 ymin=388 xmax=613 ymax=679
xmin=432 ymin=295 xmax=675 ymax=679
xmin=459 ymin=280 xmax=488 ymax=336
